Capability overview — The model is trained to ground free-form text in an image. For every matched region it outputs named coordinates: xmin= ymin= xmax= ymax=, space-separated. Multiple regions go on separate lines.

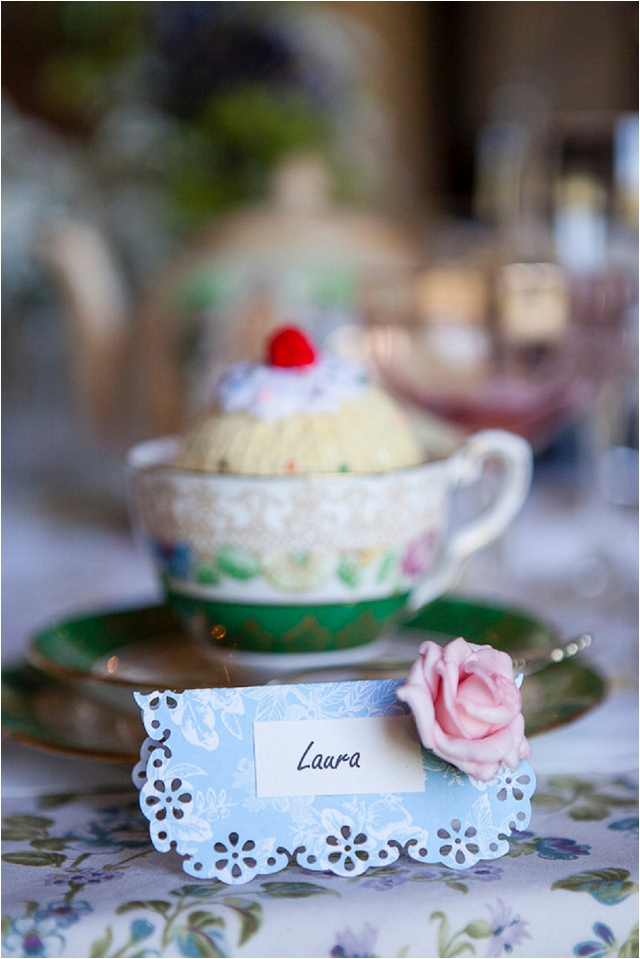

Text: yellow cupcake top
xmin=173 ymin=326 xmax=424 ymax=475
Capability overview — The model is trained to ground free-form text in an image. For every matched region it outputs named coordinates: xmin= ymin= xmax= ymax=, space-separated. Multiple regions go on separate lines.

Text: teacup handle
xmin=406 ymin=429 xmax=533 ymax=613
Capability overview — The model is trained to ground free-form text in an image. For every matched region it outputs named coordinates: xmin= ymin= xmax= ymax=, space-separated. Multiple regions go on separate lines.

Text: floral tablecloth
xmin=2 ymin=772 xmax=637 ymax=958
xmin=3 ymin=452 xmax=638 ymax=958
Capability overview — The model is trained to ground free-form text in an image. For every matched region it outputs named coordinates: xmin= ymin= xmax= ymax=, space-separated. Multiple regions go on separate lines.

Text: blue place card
xmin=133 ymin=680 xmax=535 ymax=885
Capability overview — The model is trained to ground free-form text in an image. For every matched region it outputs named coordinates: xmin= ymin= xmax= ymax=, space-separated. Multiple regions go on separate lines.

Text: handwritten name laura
xmin=297 ymin=741 xmax=361 ymax=771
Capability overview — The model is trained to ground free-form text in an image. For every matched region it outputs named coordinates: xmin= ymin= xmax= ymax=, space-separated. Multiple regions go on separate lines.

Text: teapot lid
xmin=179 ymin=152 xmax=418 ymax=271
xmin=271 ymin=154 xmax=331 ymax=215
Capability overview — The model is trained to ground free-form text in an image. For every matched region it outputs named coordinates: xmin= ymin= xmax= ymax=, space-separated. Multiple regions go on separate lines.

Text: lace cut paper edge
xmin=132 ymin=686 xmax=535 ymax=886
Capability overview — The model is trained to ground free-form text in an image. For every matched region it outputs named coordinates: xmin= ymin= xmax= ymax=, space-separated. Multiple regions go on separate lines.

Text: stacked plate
xmin=2 ymin=597 xmax=605 ymax=763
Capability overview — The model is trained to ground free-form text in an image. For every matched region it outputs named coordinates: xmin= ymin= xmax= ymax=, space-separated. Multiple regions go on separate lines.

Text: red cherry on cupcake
xmin=267 ymin=326 xmax=317 ymax=368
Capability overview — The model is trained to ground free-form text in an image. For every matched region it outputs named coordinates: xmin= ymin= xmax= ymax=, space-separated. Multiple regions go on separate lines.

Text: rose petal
xmin=432 ymin=640 xmax=472 ymax=737
xmin=456 ymin=673 xmax=521 ymax=729
xmin=430 ymin=723 xmax=522 ymax=781
xmin=472 ymin=645 xmax=516 ymax=680
xmin=396 ymin=682 xmax=436 ymax=749
xmin=416 ymin=640 xmax=448 ymax=698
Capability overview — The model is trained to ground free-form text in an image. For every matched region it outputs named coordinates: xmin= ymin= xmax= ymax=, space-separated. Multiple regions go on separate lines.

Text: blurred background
xmin=2 ymin=2 xmax=638 ymax=646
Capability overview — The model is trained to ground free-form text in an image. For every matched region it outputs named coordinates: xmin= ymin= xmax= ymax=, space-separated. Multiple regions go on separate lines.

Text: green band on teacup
xmin=165 ymin=590 xmax=410 ymax=654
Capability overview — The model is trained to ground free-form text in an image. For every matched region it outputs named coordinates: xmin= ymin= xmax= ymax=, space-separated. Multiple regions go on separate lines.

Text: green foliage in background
xmin=25 ymin=1 xmax=333 ymax=229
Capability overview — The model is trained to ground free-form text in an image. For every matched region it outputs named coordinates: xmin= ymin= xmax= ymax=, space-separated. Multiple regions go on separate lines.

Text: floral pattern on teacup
xmin=401 ymin=530 xmax=439 ymax=577
xmin=151 ymin=534 xmax=440 ymax=600
xmin=263 ymin=549 xmax=336 ymax=592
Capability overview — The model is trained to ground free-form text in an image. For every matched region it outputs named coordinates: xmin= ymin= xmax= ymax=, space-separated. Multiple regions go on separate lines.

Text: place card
xmin=133 ymin=680 xmax=535 ymax=886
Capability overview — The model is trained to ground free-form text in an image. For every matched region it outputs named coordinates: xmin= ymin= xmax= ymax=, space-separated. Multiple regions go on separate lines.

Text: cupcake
xmin=173 ymin=326 xmax=424 ymax=475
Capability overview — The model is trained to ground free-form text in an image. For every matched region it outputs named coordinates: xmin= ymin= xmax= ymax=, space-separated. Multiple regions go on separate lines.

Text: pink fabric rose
xmin=397 ymin=637 xmax=531 ymax=782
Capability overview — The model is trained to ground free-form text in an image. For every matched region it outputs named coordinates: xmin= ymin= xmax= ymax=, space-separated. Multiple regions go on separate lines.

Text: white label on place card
xmin=253 ymin=714 xmax=426 ymax=798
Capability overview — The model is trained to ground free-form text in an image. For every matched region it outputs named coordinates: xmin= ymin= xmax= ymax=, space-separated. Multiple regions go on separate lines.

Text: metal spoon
xmin=511 ymin=633 xmax=593 ymax=676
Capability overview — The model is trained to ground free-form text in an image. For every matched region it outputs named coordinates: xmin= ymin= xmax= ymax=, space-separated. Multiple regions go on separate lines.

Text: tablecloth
xmin=2 ymin=468 xmax=638 ymax=958
xmin=1 ymin=772 xmax=638 ymax=959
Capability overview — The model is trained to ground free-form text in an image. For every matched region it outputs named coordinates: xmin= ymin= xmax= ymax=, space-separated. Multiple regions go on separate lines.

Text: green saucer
xmin=27 ymin=595 xmax=560 ymax=686
xmin=0 ymin=595 xmax=606 ymax=761
xmin=2 ymin=656 xmax=606 ymax=762
xmin=1 ymin=664 xmax=143 ymax=762
xmin=401 ymin=595 xmax=560 ymax=654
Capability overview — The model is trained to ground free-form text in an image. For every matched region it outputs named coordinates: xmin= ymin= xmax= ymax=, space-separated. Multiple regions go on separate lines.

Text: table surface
xmin=2 ymin=465 xmax=638 ymax=959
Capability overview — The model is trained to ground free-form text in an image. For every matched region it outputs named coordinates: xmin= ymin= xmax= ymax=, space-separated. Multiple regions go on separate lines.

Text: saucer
xmin=27 ymin=596 xmax=561 ymax=688
xmin=3 ymin=595 xmax=606 ymax=761
xmin=2 ymin=656 xmax=606 ymax=761
xmin=1 ymin=664 xmax=143 ymax=762
xmin=27 ymin=602 xmax=391 ymax=695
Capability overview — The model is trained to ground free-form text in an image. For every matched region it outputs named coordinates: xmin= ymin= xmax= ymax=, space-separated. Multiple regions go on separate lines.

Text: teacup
xmin=126 ymin=430 xmax=532 ymax=654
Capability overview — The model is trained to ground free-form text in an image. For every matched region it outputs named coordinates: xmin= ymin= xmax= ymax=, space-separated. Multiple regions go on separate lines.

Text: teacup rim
xmin=126 ymin=435 xmax=449 ymax=481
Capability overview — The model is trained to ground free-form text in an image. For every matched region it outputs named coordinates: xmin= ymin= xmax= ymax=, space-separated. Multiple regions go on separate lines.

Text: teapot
xmin=43 ymin=155 xmax=419 ymax=447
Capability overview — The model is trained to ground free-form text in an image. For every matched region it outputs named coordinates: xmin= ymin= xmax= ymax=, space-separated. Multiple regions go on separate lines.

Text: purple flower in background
xmin=3 ymin=916 xmax=64 ymax=958
xmin=535 ymin=837 xmax=591 ymax=860
xmin=467 ymin=863 xmax=504 ymax=882
xmin=330 ymin=922 xmax=378 ymax=958
xmin=485 ymin=900 xmax=531 ymax=957
xmin=45 ymin=867 xmax=123 ymax=887
xmin=362 ymin=859 xmax=504 ymax=891
xmin=34 ymin=899 xmax=92 ymax=929
xmin=360 ymin=864 xmax=413 ymax=890
xmin=401 ymin=531 xmax=438 ymax=577
xmin=574 ymin=922 xmax=616 ymax=957
xmin=43 ymin=873 xmax=73 ymax=888
xmin=510 ymin=829 xmax=534 ymax=841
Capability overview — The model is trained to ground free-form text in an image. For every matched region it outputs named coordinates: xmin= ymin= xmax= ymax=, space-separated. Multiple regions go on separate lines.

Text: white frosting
xmin=217 ymin=354 xmax=369 ymax=420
